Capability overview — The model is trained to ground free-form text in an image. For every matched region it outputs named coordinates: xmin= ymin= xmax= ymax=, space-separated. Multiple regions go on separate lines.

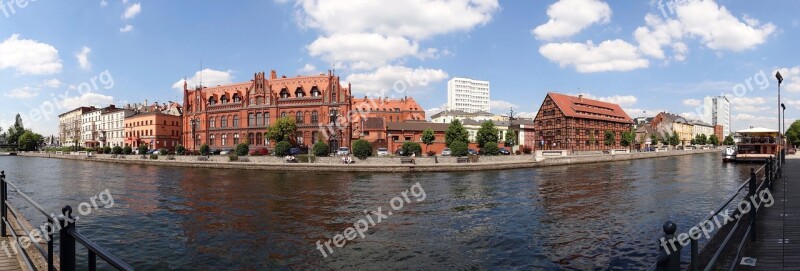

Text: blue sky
xmin=1 ymin=0 xmax=798 ymax=136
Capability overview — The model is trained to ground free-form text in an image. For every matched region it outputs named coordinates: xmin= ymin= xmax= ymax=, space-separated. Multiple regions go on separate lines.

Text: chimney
xmin=578 ymin=95 xmax=583 ymax=102
xmin=270 ymin=70 xmax=278 ymax=80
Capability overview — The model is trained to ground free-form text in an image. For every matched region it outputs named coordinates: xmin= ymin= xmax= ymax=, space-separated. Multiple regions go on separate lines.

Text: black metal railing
xmin=0 ymin=170 xmax=134 ymax=271
xmin=650 ymin=150 xmax=785 ymax=271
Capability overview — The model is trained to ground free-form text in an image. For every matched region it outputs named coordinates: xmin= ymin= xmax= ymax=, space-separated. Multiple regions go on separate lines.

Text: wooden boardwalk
xmin=0 ymin=237 xmax=22 ymax=271
xmin=739 ymin=155 xmax=800 ymax=271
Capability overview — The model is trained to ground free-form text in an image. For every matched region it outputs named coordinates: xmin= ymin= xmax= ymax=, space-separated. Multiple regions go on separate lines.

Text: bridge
xmin=0 ymin=171 xmax=133 ymax=271
xmin=651 ymin=151 xmax=797 ymax=270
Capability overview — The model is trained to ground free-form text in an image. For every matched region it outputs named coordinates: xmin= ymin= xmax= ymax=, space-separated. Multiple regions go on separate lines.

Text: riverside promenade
xmin=15 ymin=149 xmax=719 ymax=173
xmin=739 ymin=155 xmax=800 ymax=270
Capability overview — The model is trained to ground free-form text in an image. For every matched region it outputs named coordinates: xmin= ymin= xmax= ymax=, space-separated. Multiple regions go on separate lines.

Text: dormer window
xmin=233 ymin=93 xmax=241 ymax=103
xmin=220 ymin=95 xmax=229 ymax=104
xmin=311 ymin=87 xmax=321 ymax=97
xmin=280 ymin=88 xmax=289 ymax=98
xmin=208 ymin=96 xmax=217 ymax=105
xmin=295 ymin=87 xmax=306 ymax=97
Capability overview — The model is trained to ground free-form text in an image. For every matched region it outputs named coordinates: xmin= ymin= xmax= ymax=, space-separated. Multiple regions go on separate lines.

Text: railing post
xmin=59 ymin=205 xmax=76 ymax=271
xmin=767 ymin=157 xmax=774 ymax=191
xmin=0 ymin=170 xmax=5 ymax=237
xmin=690 ymin=238 xmax=698 ymax=271
xmin=749 ymin=168 xmax=757 ymax=242
xmin=656 ymin=221 xmax=681 ymax=271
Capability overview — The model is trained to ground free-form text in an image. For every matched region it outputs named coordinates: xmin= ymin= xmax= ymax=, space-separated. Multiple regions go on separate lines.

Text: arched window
xmin=296 ymin=111 xmax=304 ymax=124
xmin=208 ymin=96 xmax=217 ymax=105
xmin=234 ymin=133 xmax=240 ymax=145
xmin=255 ymin=113 xmax=262 ymax=127
xmin=233 ymin=115 xmax=239 ymax=127
xmin=332 ymin=93 xmax=337 ymax=103
xmin=260 ymin=133 xmax=267 ymax=145
xmin=295 ymin=87 xmax=305 ymax=97
xmin=248 ymin=133 xmax=255 ymax=145
xmin=249 ymin=98 xmax=255 ymax=106
xmin=280 ymin=88 xmax=289 ymax=98
xmin=311 ymin=87 xmax=321 ymax=97
xmin=220 ymin=95 xmax=229 ymax=104
xmin=221 ymin=116 xmax=228 ymax=127
xmin=248 ymin=113 xmax=255 ymax=126
xmin=210 ymin=134 xmax=215 ymax=146
xmin=233 ymin=93 xmax=241 ymax=103
xmin=209 ymin=117 xmax=215 ymax=128
xmin=264 ymin=113 xmax=270 ymax=126
xmin=257 ymin=97 xmax=264 ymax=105
xmin=311 ymin=111 xmax=319 ymax=124
xmin=221 ymin=134 xmax=227 ymax=146
xmin=281 ymin=112 xmax=287 ymax=118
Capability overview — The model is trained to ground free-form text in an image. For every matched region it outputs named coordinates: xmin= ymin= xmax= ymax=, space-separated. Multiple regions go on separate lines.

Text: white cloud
xmin=42 ymin=79 xmax=62 ymax=88
xmin=777 ymin=67 xmax=800 ymax=93
xmin=61 ymin=92 xmax=115 ymax=109
xmin=100 ymin=0 xmax=108 ymax=7
xmin=119 ymin=25 xmax=134 ymax=33
xmin=3 ymin=86 xmax=39 ymax=99
xmin=172 ymin=68 xmax=234 ymax=90
xmin=297 ymin=64 xmax=318 ymax=74
xmin=0 ymin=34 xmax=62 ymax=75
xmin=539 ymin=39 xmax=649 ymax=73
xmin=490 ymin=100 xmax=517 ymax=113
xmin=634 ymin=14 xmax=686 ymax=60
xmin=122 ymin=3 xmax=141 ymax=19
xmin=730 ymin=97 xmax=770 ymax=113
xmin=308 ymin=33 xmax=420 ymax=70
xmin=575 ymin=93 xmax=638 ymax=106
xmin=682 ymin=98 xmax=701 ymax=106
xmin=345 ymin=65 xmax=448 ymax=96
xmin=75 ymin=46 xmax=91 ymax=70
xmin=679 ymin=111 xmax=703 ymax=121
xmin=532 ymin=0 xmax=612 ymax=41
xmin=424 ymin=103 xmax=448 ymax=120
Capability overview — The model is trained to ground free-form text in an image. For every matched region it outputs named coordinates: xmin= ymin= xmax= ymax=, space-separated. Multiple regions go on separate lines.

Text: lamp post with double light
xmin=777 ymin=71 xmax=783 ymax=158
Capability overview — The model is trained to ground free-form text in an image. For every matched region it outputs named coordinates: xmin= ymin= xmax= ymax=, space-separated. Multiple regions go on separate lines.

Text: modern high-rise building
xmin=447 ymin=77 xmax=490 ymax=113
xmin=703 ymin=96 xmax=730 ymax=136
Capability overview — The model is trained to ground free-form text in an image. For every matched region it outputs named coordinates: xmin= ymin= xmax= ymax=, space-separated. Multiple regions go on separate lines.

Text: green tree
xmin=235 ymin=143 xmax=249 ymax=156
xmin=123 ymin=145 xmax=133 ymax=154
xmin=482 ymin=142 xmax=500 ymax=155
xmin=6 ymin=114 xmax=25 ymax=146
xmin=445 ymin=119 xmax=469 ymax=147
xmin=175 ymin=144 xmax=186 ymax=155
xmin=723 ymin=135 xmax=735 ymax=146
xmin=709 ymin=135 xmax=720 ymax=146
xmin=450 ymin=140 xmax=469 ymax=157
xmin=266 ymin=117 xmax=297 ymax=143
xmin=476 ymin=121 xmax=499 ymax=148
xmin=504 ymin=130 xmax=518 ymax=147
xmin=604 ymin=131 xmax=615 ymax=146
xmin=199 ymin=144 xmax=210 ymax=156
xmin=274 ymin=141 xmax=292 ymax=156
xmin=17 ymin=130 xmax=42 ymax=151
xmin=112 ymin=146 xmax=123 ymax=154
xmin=313 ymin=141 xmax=329 ymax=157
xmin=787 ymin=120 xmax=800 ymax=147
xmin=650 ymin=133 xmax=659 ymax=146
xmin=401 ymin=141 xmax=422 ymax=156
xmin=670 ymin=132 xmax=680 ymax=146
xmin=352 ymin=139 xmax=372 ymax=159
xmin=137 ymin=144 xmax=148 ymax=155
xmin=421 ymin=128 xmax=436 ymax=152
xmin=620 ymin=130 xmax=635 ymax=147
xmin=103 ymin=146 xmax=112 ymax=154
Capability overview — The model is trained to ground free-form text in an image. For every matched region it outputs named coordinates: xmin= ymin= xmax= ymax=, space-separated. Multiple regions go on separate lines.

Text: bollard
xmin=0 ymin=170 xmax=5 ymax=237
xmin=657 ymin=221 xmax=681 ymax=271
xmin=749 ymin=168 xmax=757 ymax=242
xmin=59 ymin=205 xmax=76 ymax=271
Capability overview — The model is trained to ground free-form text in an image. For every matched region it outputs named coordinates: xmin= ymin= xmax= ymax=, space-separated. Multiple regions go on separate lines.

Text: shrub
xmin=295 ymin=154 xmax=316 ymax=163
xmin=159 ymin=148 xmax=168 ymax=155
xmin=103 ymin=146 xmax=111 ymax=154
xmin=228 ymin=154 xmax=238 ymax=161
xmin=123 ymin=146 xmax=133 ymax=155
xmin=522 ymin=145 xmax=532 ymax=154
xmin=199 ymin=144 xmax=210 ymax=156
xmin=274 ymin=141 xmax=292 ymax=156
xmin=137 ymin=145 xmax=148 ymax=155
xmin=482 ymin=142 xmax=500 ymax=155
xmin=149 ymin=154 xmax=158 ymax=160
xmin=449 ymin=140 xmax=468 ymax=157
xmin=112 ymin=146 xmax=123 ymax=154
xmin=515 ymin=150 xmax=521 ymax=155
xmin=313 ymin=141 xmax=329 ymax=157
xmin=352 ymin=139 xmax=372 ymax=160
xmin=249 ymin=148 xmax=268 ymax=156
xmin=235 ymin=143 xmax=249 ymax=156
xmin=175 ymin=144 xmax=186 ymax=155
xmin=401 ymin=141 xmax=422 ymax=156
xmin=94 ymin=147 xmax=104 ymax=154
xmin=426 ymin=150 xmax=436 ymax=157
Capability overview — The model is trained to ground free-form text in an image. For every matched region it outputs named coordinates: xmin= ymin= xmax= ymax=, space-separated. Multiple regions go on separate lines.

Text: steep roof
xmin=386 ymin=121 xmax=450 ymax=132
xmin=547 ymin=92 xmax=632 ymax=123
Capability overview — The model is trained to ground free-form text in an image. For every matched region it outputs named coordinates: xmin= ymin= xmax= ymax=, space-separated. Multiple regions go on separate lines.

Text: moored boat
xmin=722 ymin=146 xmax=737 ymax=162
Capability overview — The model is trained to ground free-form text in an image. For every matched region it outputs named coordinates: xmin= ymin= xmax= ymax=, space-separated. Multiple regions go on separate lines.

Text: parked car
xmin=499 ymin=148 xmax=511 ymax=155
xmin=467 ymin=148 xmax=478 ymax=155
xmin=290 ymin=148 xmax=303 ymax=155
xmin=219 ymin=149 xmax=232 ymax=155
xmin=377 ymin=148 xmax=389 ymax=156
xmin=789 ymin=148 xmax=797 ymax=155
xmin=336 ymin=147 xmax=350 ymax=156
xmin=643 ymin=147 xmax=655 ymax=152
xmin=441 ymin=148 xmax=451 ymax=156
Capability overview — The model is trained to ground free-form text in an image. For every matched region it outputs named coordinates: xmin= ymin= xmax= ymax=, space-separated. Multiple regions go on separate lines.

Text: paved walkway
xmin=740 ymin=155 xmax=800 ymax=270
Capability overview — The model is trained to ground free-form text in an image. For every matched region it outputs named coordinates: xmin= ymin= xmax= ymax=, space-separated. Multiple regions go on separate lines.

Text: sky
xmin=1 ymin=0 xmax=799 ymax=136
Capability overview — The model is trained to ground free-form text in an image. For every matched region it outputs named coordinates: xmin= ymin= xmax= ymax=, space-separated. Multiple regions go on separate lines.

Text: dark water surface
xmin=0 ymin=153 xmax=752 ymax=270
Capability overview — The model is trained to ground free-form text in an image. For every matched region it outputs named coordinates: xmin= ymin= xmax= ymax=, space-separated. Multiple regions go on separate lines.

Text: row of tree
xmin=0 ymin=114 xmax=45 ymax=151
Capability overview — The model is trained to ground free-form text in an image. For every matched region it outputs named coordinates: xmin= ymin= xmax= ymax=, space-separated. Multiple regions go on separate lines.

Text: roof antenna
xmin=199 ymin=58 xmax=203 ymax=88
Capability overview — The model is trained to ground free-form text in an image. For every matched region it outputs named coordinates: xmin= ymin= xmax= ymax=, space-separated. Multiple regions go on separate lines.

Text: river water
xmin=0 ymin=153 xmax=753 ymax=270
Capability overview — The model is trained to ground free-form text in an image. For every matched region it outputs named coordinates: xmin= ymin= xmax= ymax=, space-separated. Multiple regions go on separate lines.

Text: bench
xmin=456 ymin=157 xmax=469 ymax=163
xmin=400 ymin=157 xmax=415 ymax=164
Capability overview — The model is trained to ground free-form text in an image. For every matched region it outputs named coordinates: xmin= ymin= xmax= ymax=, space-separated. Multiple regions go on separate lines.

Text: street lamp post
xmin=190 ymin=118 xmax=198 ymax=151
xmin=782 ymin=103 xmax=786 ymax=160
xmin=776 ymin=71 xmax=783 ymax=157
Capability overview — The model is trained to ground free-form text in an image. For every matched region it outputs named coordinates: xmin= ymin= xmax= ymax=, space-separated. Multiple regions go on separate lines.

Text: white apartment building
xmin=100 ymin=108 xmax=135 ymax=147
xmin=690 ymin=120 xmax=715 ymax=138
xmin=59 ymin=107 xmax=95 ymax=147
xmin=447 ymin=77 xmax=490 ymax=113
xmin=82 ymin=108 xmax=103 ymax=148
xmin=703 ymin=96 xmax=730 ymax=136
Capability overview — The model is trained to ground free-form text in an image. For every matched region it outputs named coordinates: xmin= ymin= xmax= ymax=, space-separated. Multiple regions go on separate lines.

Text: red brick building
xmin=182 ymin=70 xmax=352 ymax=151
xmin=124 ymin=112 xmax=183 ymax=150
xmin=533 ymin=92 xmax=633 ymax=151
xmin=714 ymin=125 xmax=724 ymax=141
xmin=350 ymin=96 xmax=426 ymax=140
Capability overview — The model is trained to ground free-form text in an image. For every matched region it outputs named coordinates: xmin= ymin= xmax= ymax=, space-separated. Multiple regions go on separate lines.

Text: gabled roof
xmin=738 ymin=127 xmax=778 ymax=133
xmin=546 ymin=92 xmax=632 ymax=123
xmin=363 ymin=117 xmax=385 ymax=130
xmin=386 ymin=121 xmax=450 ymax=132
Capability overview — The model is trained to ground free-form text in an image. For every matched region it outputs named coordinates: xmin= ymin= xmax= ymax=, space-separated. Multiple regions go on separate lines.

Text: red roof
xmin=546 ymin=92 xmax=632 ymax=123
